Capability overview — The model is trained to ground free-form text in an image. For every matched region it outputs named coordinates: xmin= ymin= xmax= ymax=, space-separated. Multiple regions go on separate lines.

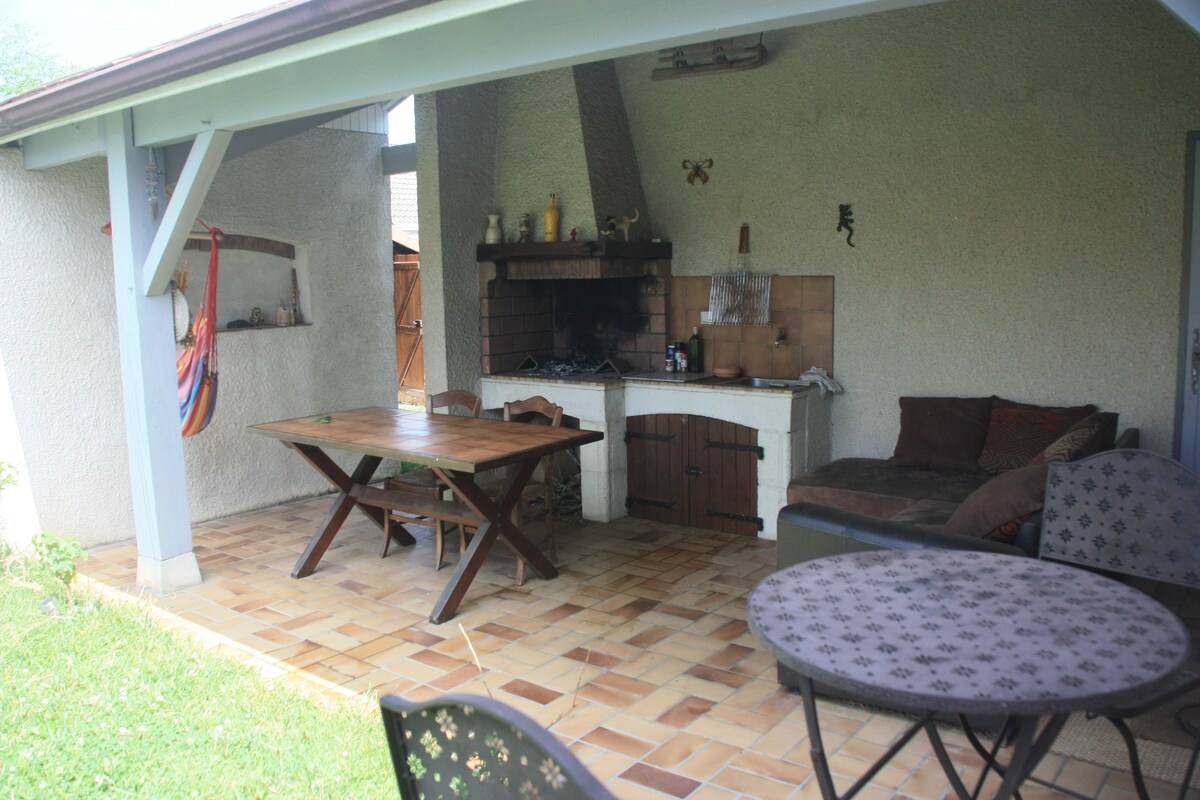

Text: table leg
xmin=953 ymin=714 xmax=1069 ymax=800
xmin=290 ymin=444 xmax=389 ymax=530
xmin=427 ymin=463 xmax=558 ymax=624
xmin=290 ymin=451 xmax=414 ymax=578
xmin=796 ymin=675 xmax=931 ymax=800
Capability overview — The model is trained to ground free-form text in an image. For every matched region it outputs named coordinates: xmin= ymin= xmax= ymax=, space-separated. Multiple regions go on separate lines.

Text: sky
xmin=2 ymin=0 xmax=283 ymax=70
xmin=2 ymin=0 xmax=415 ymax=141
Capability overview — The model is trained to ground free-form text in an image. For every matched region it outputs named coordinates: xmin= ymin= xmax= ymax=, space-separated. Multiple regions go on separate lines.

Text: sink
xmin=726 ymin=377 xmax=810 ymax=389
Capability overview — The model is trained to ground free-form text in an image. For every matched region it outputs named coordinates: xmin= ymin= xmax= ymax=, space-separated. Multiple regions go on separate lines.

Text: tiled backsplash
xmin=667 ymin=275 xmax=834 ymax=379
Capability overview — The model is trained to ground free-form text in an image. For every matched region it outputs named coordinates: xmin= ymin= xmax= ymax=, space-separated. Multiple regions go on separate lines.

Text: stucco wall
xmin=606 ymin=0 xmax=1200 ymax=457
xmin=418 ymin=85 xmax=498 ymax=396
xmin=0 ymin=150 xmax=132 ymax=548
xmin=0 ymin=126 xmax=394 ymax=547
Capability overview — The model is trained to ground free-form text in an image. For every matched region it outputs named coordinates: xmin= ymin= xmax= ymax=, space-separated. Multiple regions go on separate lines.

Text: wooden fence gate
xmin=393 ymin=253 xmax=425 ymax=405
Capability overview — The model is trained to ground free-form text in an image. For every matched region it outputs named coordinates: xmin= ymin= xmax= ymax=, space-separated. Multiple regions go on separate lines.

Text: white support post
xmin=105 ymin=109 xmax=201 ymax=593
xmin=143 ymin=129 xmax=233 ymax=297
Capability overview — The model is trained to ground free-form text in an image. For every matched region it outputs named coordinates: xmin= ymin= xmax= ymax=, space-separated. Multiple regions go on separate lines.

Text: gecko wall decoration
xmin=837 ymin=203 xmax=855 ymax=247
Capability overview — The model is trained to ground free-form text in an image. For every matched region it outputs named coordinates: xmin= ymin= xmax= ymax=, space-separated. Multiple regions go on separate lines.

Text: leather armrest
xmin=777 ymin=502 xmax=1027 ymax=569
xmin=1114 ymin=427 xmax=1139 ymax=449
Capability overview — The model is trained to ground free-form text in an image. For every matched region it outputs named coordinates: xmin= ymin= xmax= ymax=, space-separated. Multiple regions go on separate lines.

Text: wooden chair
xmin=381 ymin=693 xmax=617 ymax=799
xmin=468 ymin=395 xmax=564 ymax=585
xmin=381 ymin=389 xmax=481 ymax=568
xmin=503 ymin=396 xmax=563 ymax=585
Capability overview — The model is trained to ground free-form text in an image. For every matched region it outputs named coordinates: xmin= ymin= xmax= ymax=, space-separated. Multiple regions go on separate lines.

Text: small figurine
xmin=616 ymin=209 xmax=640 ymax=242
xmin=518 ymin=213 xmax=532 ymax=243
xmin=569 ymin=228 xmax=577 ymax=241
xmin=837 ymin=204 xmax=855 ymax=247
xmin=599 ymin=216 xmax=617 ymax=240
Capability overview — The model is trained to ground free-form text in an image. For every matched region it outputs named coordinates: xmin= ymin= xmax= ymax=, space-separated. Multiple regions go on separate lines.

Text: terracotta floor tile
xmin=499 ymin=677 xmax=564 ymax=705
xmin=619 ymin=762 xmax=702 ymax=798
xmin=657 ymin=696 xmax=717 ymax=728
xmin=582 ymin=726 xmax=657 ymax=759
xmin=73 ymin=500 xmax=1152 ymax=800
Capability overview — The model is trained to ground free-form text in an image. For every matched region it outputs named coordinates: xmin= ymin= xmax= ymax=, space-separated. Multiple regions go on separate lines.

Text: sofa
xmin=774 ymin=395 xmax=1137 ymax=724
xmin=783 ymin=395 xmax=1137 ymax=558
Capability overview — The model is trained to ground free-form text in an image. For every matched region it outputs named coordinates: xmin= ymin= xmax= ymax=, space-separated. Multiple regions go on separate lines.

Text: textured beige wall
xmin=491 ymin=64 xmax=648 ymax=242
xmin=608 ymin=0 xmax=1200 ymax=457
xmin=418 ymin=84 xmax=498 ymax=396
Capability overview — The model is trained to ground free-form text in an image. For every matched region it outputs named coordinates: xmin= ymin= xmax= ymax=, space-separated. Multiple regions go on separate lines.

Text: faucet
xmin=774 ymin=327 xmax=787 ymax=348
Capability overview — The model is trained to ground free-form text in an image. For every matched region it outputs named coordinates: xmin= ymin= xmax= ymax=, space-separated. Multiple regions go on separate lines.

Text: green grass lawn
xmin=0 ymin=547 xmax=396 ymax=799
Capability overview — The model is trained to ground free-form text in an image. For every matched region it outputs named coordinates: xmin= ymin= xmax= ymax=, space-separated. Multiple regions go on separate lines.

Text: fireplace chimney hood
xmin=476 ymin=241 xmax=671 ymax=280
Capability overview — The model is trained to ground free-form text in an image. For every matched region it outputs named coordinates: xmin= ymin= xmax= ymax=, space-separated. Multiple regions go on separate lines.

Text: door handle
xmin=413 ymin=319 xmax=422 ymax=329
xmin=684 ymin=466 xmax=704 ymax=477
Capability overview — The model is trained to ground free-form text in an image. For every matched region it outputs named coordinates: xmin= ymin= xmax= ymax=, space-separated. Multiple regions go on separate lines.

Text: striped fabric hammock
xmin=177 ymin=227 xmax=222 ymax=437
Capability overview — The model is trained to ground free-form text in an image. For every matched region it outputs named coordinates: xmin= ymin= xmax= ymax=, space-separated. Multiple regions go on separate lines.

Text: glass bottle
xmin=544 ymin=193 xmax=559 ymax=242
xmin=688 ymin=326 xmax=703 ymax=373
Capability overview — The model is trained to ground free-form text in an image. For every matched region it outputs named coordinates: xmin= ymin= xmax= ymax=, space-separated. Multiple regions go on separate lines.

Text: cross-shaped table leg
xmin=288 ymin=444 xmax=415 ymax=578
xmin=428 ymin=461 xmax=557 ymax=623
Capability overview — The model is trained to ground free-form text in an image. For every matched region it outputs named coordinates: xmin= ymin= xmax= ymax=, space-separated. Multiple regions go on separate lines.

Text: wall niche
xmin=176 ymin=234 xmax=310 ymax=330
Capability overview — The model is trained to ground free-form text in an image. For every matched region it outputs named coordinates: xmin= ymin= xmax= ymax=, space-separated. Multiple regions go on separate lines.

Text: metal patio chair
xmin=1036 ymin=448 xmax=1200 ymax=800
xmin=380 ymin=693 xmax=617 ymax=800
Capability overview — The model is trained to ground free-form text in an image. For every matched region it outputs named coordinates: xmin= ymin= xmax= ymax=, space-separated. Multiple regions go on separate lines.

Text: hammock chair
xmin=176 ymin=225 xmax=222 ymax=437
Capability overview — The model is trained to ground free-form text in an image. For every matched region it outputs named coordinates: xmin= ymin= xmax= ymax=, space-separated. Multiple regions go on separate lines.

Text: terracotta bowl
xmin=713 ymin=366 xmax=741 ymax=378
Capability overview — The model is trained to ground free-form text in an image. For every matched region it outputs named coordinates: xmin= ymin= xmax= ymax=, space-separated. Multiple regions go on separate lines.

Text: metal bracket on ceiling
xmin=653 ymin=35 xmax=768 ymax=81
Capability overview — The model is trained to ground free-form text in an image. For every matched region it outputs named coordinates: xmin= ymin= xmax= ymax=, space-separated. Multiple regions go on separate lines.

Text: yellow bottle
xmin=544 ymin=193 xmax=559 ymax=242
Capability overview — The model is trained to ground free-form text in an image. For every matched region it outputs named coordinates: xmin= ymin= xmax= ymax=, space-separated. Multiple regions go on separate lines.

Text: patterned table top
xmin=748 ymin=550 xmax=1190 ymax=715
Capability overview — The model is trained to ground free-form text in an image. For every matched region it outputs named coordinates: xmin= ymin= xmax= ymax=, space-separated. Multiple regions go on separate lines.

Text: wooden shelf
xmin=476 ymin=240 xmax=672 ymax=262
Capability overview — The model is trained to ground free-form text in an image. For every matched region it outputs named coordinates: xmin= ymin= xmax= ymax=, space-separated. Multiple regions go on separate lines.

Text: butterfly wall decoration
xmin=683 ymin=158 xmax=713 ymax=185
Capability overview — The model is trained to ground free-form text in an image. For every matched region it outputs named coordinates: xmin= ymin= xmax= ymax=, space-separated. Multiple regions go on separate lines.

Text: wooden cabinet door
xmin=688 ymin=416 xmax=761 ymax=536
xmin=626 ymin=414 xmax=760 ymax=535
xmin=625 ymin=414 xmax=688 ymax=525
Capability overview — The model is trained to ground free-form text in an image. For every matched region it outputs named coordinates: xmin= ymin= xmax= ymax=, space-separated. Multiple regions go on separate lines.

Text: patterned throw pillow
xmin=977 ymin=398 xmax=1095 ymax=474
xmin=1030 ymin=412 xmax=1118 ymax=465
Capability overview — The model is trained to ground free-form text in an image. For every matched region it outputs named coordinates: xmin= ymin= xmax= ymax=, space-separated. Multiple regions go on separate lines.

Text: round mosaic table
xmin=748 ymin=549 xmax=1191 ymax=800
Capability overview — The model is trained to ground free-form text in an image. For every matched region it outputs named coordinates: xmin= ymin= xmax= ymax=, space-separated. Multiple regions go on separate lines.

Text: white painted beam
xmin=21 ymin=118 xmax=106 ymax=170
xmin=382 ymin=142 xmax=416 ymax=175
xmin=105 ymin=109 xmax=201 ymax=593
xmin=129 ymin=0 xmax=943 ymax=147
xmin=143 ymin=129 xmax=232 ymax=297
xmin=1158 ymin=0 xmax=1200 ymax=34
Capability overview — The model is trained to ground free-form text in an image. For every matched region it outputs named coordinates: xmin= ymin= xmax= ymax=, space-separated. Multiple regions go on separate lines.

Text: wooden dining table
xmin=249 ymin=406 xmax=604 ymax=623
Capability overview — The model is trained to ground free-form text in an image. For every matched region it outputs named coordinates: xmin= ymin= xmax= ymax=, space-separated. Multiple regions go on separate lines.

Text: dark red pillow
xmin=977 ymin=398 xmax=1095 ymax=474
xmin=889 ymin=396 xmax=993 ymax=473
xmin=945 ymin=462 xmax=1049 ymax=542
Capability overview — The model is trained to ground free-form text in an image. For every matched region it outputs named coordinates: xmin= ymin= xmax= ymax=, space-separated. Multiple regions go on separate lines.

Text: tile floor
xmin=77 ymin=497 xmax=1195 ymax=800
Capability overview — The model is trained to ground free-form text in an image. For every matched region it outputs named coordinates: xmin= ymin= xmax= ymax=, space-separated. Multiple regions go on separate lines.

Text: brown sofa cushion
xmin=1030 ymin=412 xmax=1118 ymax=465
xmin=889 ymin=396 xmax=992 ymax=472
xmin=945 ymin=462 xmax=1049 ymax=542
xmin=787 ymin=458 xmax=992 ymax=517
xmin=977 ymin=398 xmax=1095 ymax=474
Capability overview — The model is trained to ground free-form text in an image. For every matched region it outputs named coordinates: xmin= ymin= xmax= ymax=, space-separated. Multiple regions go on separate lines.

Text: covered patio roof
xmin=0 ymin=0 xmax=962 ymax=593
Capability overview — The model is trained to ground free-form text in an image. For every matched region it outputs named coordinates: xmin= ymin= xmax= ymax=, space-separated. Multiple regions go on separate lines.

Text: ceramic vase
xmin=484 ymin=213 xmax=502 ymax=244
xmin=544 ymin=194 xmax=559 ymax=242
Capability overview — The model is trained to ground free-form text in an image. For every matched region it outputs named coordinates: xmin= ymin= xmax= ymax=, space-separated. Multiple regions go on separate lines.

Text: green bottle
xmin=688 ymin=326 xmax=703 ymax=373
